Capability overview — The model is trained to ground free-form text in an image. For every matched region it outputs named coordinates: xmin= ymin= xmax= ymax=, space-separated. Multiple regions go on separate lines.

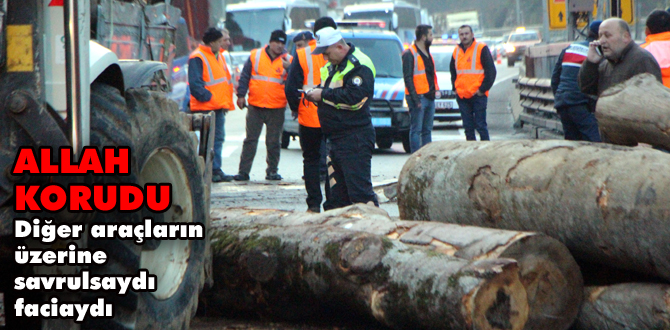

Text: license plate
xmin=435 ymin=100 xmax=454 ymax=109
xmin=371 ymin=117 xmax=392 ymax=127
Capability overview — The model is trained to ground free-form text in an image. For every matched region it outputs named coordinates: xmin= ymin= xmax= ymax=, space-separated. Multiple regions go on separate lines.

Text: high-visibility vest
xmin=248 ymin=46 xmax=292 ymax=109
xmin=189 ymin=45 xmax=234 ymax=111
xmin=297 ymin=40 xmax=327 ymax=128
xmin=319 ymin=48 xmax=376 ymax=111
xmin=641 ymin=31 xmax=670 ymax=88
xmin=404 ymin=43 xmax=439 ymax=95
xmin=453 ymin=42 xmax=489 ymax=99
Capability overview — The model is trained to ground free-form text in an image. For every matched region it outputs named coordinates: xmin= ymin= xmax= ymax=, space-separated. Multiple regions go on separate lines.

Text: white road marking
xmin=492 ymin=73 xmax=519 ymax=88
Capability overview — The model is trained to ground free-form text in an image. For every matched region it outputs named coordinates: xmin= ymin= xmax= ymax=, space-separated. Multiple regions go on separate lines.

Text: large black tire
xmin=401 ymin=131 xmax=412 ymax=153
xmin=507 ymin=56 xmax=516 ymax=67
xmin=281 ymin=131 xmax=291 ymax=149
xmin=125 ymin=88 xmax=207 ymax=330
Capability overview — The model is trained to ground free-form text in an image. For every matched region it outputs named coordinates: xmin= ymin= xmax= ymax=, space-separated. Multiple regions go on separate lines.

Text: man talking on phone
xmin=579 ymin=18 xmax=662 ymax=97
xmin=234 ymin=30 xmax=292 ymax=181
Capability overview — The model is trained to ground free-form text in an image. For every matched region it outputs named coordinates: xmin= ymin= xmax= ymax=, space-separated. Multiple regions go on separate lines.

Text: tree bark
xmin=203 ymin=223 xmax=530 ymax=330
xmin=397 ymin=140 xmax=670 ymax=282
xmin=570 ymin=284 xmax=670 ymax=330
xmin=596 ymin=73 xmax=670 ymax=150
xmin=212 ymin=204 xmax=583 ymax=330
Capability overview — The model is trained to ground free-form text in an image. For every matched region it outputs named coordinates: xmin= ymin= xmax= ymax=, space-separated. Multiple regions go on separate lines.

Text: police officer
xmin=285 ymin=19 xmax=337 ymax=213
xmin=188 ymin=27 xmax=235 ymax=182
xmin=305 ymin=27 xmax=379 ymax=209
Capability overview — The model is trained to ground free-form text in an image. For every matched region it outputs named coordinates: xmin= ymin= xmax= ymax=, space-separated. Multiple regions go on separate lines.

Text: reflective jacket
xmin=296 ymin=40 xmax=327 ymax=127
xmin=189 ymin=45 xmax=233 ymax=111
xmin=404 ymin=43 xmax=439 ymax=95
xmin=641 ymin=31 xmax=670 ymax=88
xmin=248 ymin=46 xmax=292 ymax=109
xmin=318 ymin=45 xmax=375 ymax=135
xmin=453 ymin=42 xmax=488 ymax=99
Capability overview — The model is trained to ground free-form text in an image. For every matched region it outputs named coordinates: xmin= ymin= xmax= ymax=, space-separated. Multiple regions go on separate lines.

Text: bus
xmin=224 ymin=0 xmax=323 ymax=51
xmin=342 ymin=1 xmax=423 ymax=46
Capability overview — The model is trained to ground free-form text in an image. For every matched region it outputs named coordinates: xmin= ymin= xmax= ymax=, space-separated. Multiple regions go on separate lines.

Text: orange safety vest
xmin=404 ymin=43 xmax=439 ymax=95
xmin=641 ymin=31 xmax=670 ymax=88
xmin=189 ymin=45 xmax=234 ymax=111
xmin=453 ymin=42 xmax=489 ymax=99
xmin=248 ymin=46 xmax=292 ymax=109
xmin=297 ymin=40 xmax=327 ymax=128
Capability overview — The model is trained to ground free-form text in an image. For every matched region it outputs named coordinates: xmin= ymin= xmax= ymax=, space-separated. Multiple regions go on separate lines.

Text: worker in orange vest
xmin=285 ymin=18 xmax=337 ymax=213
xmin=188 ymin=27 xmax=235 ymax=182
xmin=234 ymin=30 xmax=292 ymax=181
xmin=641 ymin=10 xmax=670 ymax=88
xmin=450 ymin=25 xmax=497 ymax=141
xmin=402 ymin=24 xmax=440 ymax=153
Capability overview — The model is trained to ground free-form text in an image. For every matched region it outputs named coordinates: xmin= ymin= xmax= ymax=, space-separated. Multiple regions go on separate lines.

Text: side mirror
xmin=392 ymin=13 xmax=398 ymax=30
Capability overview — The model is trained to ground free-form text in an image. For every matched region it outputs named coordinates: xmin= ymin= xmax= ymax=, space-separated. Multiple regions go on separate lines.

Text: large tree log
xmin=212 ymin=204 xmax=583 ymax=330
xmin=596 ymin=73 xmax=670 ymax=150
xmin=570 ymin=284 xmax=670 ymax=330
xmin=203 ymin=223 xmax=530 ymax=330
xmin=397 ymin=140 xmax=670 ymax=281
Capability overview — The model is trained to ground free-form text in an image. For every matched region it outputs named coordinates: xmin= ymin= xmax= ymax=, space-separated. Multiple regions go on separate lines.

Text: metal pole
xmin=64 ymin=0 xmax=90 ymax=154
xmin=542 ymin=0 xmax=550 ymax=43
xmin=516 ymin=0 xmax=521 ymax=26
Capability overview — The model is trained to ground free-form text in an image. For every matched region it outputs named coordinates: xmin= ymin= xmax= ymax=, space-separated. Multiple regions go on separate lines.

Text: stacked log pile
xmin=397 ymin=140 xmax=670 ymax=329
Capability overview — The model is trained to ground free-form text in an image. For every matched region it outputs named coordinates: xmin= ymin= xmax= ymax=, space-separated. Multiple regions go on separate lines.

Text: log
xmin=596 ymin=73 xmax=670 ymax=150
xmin=570 ymin=284 xmax=670 ymax=330
xmin=212 ymin=204 xmax=583 ymax=330
xmin=397 ymin=140 xmax=670 ymax=282
xmin=204 ymin=223 xmax=530 ymax=330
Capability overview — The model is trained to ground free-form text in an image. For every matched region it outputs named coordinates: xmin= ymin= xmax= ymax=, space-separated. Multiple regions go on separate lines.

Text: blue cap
xmin=292 ymin=31 xmax=314 ymax=43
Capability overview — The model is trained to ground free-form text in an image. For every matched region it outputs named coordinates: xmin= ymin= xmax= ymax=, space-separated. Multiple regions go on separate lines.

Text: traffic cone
xmin=496 ymin=51 xmax=502 ymax=64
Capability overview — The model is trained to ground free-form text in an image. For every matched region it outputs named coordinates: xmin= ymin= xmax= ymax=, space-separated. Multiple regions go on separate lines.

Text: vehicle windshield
xmin=352 ymin=38 xmax=403 ymax=78
xmin=225 ymin=9 xmax=285 ymax=51
xmin=344 ymin=8 xmax=418 ymax=29
xmin=432 ymin=51 xmax=452 ymax=72
xmin=509 ymin=32 xmax=540 ymax=42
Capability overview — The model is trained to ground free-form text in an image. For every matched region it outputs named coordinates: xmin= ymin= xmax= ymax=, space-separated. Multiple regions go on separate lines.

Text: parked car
xmin=503 ymin=28 xmax=542 ymax=67
xmin=168 ymin=50 xmax=239 ymax=112
xmin=283 ymin=26 xmax=413 ymax=152
xmin=430 ymin=45 xmax=460 ymax=122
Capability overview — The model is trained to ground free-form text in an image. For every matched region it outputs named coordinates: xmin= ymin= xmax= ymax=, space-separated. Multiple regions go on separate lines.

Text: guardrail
xmin=515 ymin=42 xmax=569 ymax=136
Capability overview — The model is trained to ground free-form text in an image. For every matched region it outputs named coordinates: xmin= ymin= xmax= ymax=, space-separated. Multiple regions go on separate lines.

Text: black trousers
xmin=323 ymin=126 xmax=379 ymax=210
xmin=299 ymin=125 xmax=330 ymax=209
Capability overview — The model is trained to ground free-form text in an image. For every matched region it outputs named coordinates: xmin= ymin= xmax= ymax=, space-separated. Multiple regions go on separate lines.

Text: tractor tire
xmin=281 ymin=131 xmax=291 ymax=149
xmin=125 ymin=87 xmax=207 ymax=330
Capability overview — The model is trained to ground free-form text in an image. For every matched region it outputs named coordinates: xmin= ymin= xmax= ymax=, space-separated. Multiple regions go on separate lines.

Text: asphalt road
xmin=211 ymin=61 xmax=524 ymax=216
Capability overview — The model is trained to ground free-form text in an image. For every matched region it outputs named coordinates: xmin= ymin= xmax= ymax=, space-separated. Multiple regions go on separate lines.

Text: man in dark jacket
xmin=551 ymin=21 xmax=602 ymax=142
xmin=305 ymin=27 xmax=379 ymax=210
xmin=579 ymin=18 xmax=662 ymax=97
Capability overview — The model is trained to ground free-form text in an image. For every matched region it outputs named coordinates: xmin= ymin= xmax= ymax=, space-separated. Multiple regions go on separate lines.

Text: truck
xmin=445 ymin=10 xmax=481 ymax=38
xmin=224 ymin=0 xmax=323 ymax=51
xmin=342 ymin=1 xmax=422 ymax=46
xmin=0 ymin=0 xmax=213 ymax=329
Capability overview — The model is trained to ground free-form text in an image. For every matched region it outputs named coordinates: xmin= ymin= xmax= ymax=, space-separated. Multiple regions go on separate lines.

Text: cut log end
xmin=468 ymin=261 xmax=529 ymax=330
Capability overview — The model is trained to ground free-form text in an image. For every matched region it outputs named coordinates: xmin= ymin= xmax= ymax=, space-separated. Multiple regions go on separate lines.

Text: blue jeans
xmin=557 ymin=104 xmax=601 ymax=142
xmin=212 ymin=109 xmax=226 ymax=171
xmin=457 ymin=95 xmax=489 ymax=141
xmin=408 ymin=95 xmax=436 ymax=153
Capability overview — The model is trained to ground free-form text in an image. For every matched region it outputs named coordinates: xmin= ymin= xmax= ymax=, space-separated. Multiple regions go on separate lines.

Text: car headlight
xmin=505 ymin=44 xmax=516 ymax=53
xmin=403 ymin=96 xmax=408 ymax=108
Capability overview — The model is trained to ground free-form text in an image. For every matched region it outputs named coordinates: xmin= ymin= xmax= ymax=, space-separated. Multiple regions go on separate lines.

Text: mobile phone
xmin=596 ymin=45 xmax=603 ymax=57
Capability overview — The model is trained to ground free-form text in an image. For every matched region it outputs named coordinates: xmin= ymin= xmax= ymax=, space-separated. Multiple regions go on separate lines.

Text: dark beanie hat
xmin=314 ymin=16 xmax=337 ymax=33
xmin=202 ymin=27 xmax=223 ymax=44
xmin=270 ymin=30 xmax=287 ymax=43
xmin=589 ymin=20 xmax=602 ymax=36
xmin=292 ymin=31 xmax=314 ymax=43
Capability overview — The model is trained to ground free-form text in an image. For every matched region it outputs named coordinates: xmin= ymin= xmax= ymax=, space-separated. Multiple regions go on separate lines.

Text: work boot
xmin=307 ymin=206 xmax=320 ymax=213
xmin=212 ymin=169 xmax=233 ymax=183
xmin=265 ymin=173 xmax=283 ymax=181
xmin=233 ymin=173 xmax=250 ymax=181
